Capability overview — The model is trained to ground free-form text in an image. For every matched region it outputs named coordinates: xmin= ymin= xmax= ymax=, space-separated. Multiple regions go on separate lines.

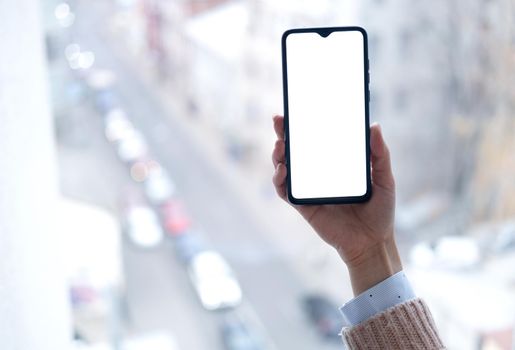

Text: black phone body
xmin=281 ymin=26 xmax=372 ymax=205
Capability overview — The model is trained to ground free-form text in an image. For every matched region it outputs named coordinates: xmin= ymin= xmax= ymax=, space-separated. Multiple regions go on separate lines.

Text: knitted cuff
xmin=341 ymin=298 xmax=445 ymax=350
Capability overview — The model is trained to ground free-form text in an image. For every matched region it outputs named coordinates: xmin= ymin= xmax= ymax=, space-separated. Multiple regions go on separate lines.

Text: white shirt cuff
xmin=340 ymin=270 xmax=415 ymax=326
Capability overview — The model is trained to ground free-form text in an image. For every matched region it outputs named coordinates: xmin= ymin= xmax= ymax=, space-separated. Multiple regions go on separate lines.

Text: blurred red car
xmin=160 ymin=199 xmax=191 ymax=236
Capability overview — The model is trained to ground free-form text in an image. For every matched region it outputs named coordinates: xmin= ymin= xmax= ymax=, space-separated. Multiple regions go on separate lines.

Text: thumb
xmin=370 ymin=123 xmax=395 ymax=190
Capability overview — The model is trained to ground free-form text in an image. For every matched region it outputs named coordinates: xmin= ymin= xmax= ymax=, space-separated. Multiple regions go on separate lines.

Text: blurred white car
xmin=144 ymin=171 xmax=176 ymax=204
xmin=117 ymin=131 xmax=148 ymax=163
xmin=125 ymin=206 xmax=163 ymax=248
xmin=104 ymin=108 xmax=134 ymax=143
xmin=187 ymin=251 xmax=242 ymax=310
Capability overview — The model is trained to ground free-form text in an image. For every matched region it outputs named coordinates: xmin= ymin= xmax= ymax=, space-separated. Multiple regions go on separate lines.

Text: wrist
xmin=341 ymin=237 xmax=402 ymax=296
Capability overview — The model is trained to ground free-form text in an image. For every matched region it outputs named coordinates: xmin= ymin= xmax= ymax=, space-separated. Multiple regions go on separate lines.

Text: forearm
xmin=340 ymin=237 xmax=402 ymax=296
xmin=338 ymin=238 xmax=445 ymax=348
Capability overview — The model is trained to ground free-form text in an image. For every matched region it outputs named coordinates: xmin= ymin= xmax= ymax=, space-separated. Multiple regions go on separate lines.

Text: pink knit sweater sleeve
xmin=341 ymin=298 xmax=445 ymax=349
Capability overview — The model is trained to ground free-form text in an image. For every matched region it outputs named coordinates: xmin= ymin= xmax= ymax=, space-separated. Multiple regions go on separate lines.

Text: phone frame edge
xmin=281 ymin=26 xmax=372 ymax=206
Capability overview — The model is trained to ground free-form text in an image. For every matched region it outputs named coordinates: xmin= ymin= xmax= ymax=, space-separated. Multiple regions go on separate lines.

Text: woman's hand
xmin=271 ymin=115 xmax=402 ymax=295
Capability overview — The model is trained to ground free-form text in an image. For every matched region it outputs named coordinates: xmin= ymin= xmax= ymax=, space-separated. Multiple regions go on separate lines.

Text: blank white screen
xmin=286 ymin=30 xmax=367 ymax=199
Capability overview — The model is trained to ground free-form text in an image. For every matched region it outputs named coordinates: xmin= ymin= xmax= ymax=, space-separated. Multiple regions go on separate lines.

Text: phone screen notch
xmin=317 ymin=29 xmax=332 ymax=38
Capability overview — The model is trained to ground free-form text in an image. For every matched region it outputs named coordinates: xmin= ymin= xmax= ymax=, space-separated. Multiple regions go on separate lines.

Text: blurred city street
xmin=55 ymin=1 xmax=348 ymax=349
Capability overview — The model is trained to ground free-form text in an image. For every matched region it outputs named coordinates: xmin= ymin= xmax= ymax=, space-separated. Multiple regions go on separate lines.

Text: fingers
xmin=370 ymin=123 xmax=395 ymax=190
xmin=273 ymin=115 xmax=285 ymax=140
xmin=272 ymin=139 xmax=285 ymax=167
xmin=272 ymin=115 xmax=287 ymax=200
xmin=272 ymin=163 xmax=287 ymax=200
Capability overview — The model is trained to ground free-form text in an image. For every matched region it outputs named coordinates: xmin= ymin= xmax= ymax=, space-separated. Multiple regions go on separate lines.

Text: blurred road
xmin=56 ymin=1 xmax=345 ymax=350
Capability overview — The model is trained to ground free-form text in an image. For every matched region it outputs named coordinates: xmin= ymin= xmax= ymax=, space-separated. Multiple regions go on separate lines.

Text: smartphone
xmin=281 ymin=26 xmax=371 ymax=205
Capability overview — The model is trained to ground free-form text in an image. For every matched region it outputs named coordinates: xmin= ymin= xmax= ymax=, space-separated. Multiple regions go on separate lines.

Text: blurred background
xmin=0 ymin=0 xmax=514 ymax=349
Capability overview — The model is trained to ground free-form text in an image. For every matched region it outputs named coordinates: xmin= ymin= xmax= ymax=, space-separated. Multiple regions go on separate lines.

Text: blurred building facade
xmin=359 ymin=0 xmax=515 ymax=228
xmin=462 ymin=0 xmax=515 ymax=223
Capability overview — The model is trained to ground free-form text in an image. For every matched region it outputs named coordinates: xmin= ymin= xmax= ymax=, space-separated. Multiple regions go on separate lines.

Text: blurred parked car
xmin=473 ymin=221 xmax=515 ymax=257
xmin=72 ymin=330 xmax=179 ymax=350
xmin=144 ymin=170 xmax=176 ymax=204
xmin=160 ymin=199 xmax=191 ymax=235
xmin=94 ymin=89 xmax=118 ymax=114
xmin=125 ymin=206 xmax=163 ymax=248
xmin=410 ymin=236 xmax=480 ymax=270
xmin=104 ymin=108 xmax=134 ymax=144
xmin=187 ymin=251 xmax=242 ymax=310
xmin=173 ymin=232 xmax=207 ymax=263
xmin=491 ymin=223 xmax=515 ymax=255
xmin=85 ymin=69 xmax=118 ymax=114
xmin=117 ymin=131 xmax=148 ymax=163
xmin=220 ymin=315 xmax=263 ymax=350
xmin=301 ymin=294 xmax=343 ymax=341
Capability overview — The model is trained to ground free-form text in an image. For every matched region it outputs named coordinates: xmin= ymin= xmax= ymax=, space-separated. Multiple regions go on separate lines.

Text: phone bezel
xmin=281 ymin=26 xmax=372 ymax=205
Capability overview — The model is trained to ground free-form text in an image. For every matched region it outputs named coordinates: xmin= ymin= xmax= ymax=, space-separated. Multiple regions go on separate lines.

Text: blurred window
xmin=395 ymin=88 xmax=408 ymax=112
xmin=368 ymin=33 xmax=380 ymax=60
xmin=399 ymin=29 xmax=414 ymax=56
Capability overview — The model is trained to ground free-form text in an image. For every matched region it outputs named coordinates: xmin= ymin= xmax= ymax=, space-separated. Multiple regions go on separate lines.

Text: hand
xmin=272 ymin=115 xmax=402 ymax=295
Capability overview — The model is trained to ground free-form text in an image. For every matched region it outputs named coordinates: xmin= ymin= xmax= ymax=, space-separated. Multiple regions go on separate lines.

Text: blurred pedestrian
xmin=271 ymin=115 xmax=445 ymax=349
